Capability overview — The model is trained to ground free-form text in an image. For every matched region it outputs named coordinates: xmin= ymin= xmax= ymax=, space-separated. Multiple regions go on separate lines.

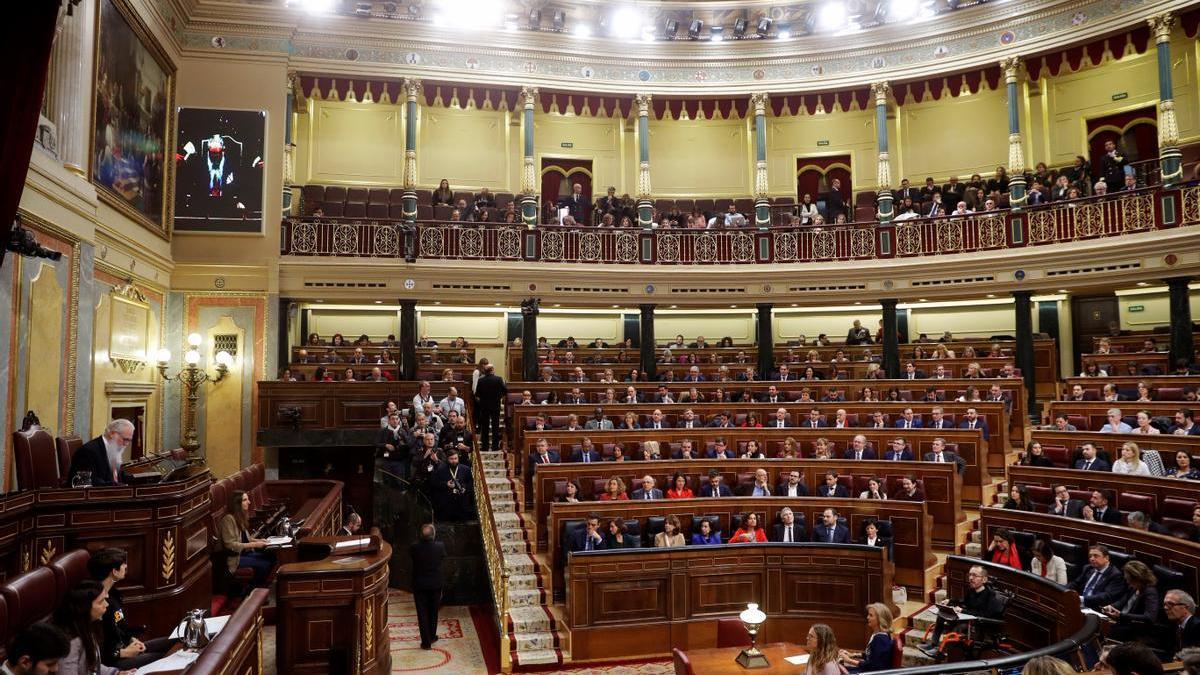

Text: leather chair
xmin=55 ymin=436 xmax=81 ymax=484
xmin=672 ymin=647 xmax=695 ymax=675
xmin=12 ymin=428 xmax=61 ymax=491
xmin=696 ymin=514 xmax=723 ymax=541
xmin=1153 ymin=564 xmax=1185 ymax=593
xmin=1 ymin=567 xmax=58 ymax=632
xmin=561 ymin=520 xmax=586 ymax=554
xmin=48 ymin=549 xmax=91 ymax=604
xmin=716 ymin=617 xmax=751 ymax=648
xmin=644 ymin=516 xmax=666 ymax=544
xmin=1107 ymin=549 xmax=1132 ymax=570
xmin=1119 ymin=492 xmax=1156 ymax=518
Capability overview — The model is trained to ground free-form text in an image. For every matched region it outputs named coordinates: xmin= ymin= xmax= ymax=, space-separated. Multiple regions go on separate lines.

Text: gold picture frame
xmin=90 ymin=0 xmax=176 ymax=240
xmin=109 ymin=285 xmax=151 ymax=374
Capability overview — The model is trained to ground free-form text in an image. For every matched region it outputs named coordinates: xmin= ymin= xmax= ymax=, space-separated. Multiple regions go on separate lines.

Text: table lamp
xmin=735 ymin=603 xmax=769 ymax=669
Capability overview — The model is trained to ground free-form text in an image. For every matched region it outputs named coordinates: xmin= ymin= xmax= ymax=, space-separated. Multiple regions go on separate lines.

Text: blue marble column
xmin=871 ymin=82 xmax=894 ymax=223
xmin=1150 ymin=13 xmax=1182 ymax=185
xmin=635 ymin=93 xmax=654 ymax=228
xmin=520 ymin=87 xmax=539 ymax=227
xmin=751 ymin=93 xmax=770 ymax=228
xmin=1002 ymin=56 xmax=1027 ymax=207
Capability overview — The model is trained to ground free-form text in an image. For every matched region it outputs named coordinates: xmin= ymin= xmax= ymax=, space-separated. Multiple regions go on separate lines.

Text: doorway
xmin=110 ymin=405 xmax=146 ymax=460
xmin=1070 ymin=295 xmax=1119 ymax=374
xmin=541 ymin=158 xmax=593 ymax=224
xmin=796 ymin=155 xmax=852 ymax=221
xmin=1086 ymin=107 xmax=1158 ymax=185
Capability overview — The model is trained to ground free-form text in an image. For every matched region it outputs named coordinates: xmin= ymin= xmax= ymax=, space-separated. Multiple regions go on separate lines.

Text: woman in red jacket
xmin=730 ymin=512 xmax=768 ymax=544
xmin=986 ymin=529 xmax=1022 ymax=569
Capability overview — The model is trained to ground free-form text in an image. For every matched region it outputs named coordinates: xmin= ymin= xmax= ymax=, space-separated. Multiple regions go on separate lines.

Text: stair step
xmin=509 ymin=574 xmax=543 ymax=591
xmin=501 ymin=540 xmax=530 ymax=555
xmin=934 ymin=588 xmax=948 ymax=604
xmin=901 ymin=645 xmax=939 ymax=667
xmin=512 ymin=630 xmax=560 ymax=652
xmin=969 ymin=529 xmax=981 ymax=544
xmin=503 ymin=554 xmax=538 ymax=576
xmin=965 ymin=542 xmax=981 ymax=557
xmin=508 ymin=588 xmax=548 ymax=607
xmin=513 ymin=649 xmax=562 ymax=666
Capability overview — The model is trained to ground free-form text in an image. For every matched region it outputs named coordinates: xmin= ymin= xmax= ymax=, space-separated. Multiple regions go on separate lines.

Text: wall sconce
xmin=156 ymin=332 xmax=230 ymax=458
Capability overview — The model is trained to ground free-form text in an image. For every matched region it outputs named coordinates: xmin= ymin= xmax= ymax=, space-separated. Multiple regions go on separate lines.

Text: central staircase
xmin=478 ymin=449 xmax=565 ymax=670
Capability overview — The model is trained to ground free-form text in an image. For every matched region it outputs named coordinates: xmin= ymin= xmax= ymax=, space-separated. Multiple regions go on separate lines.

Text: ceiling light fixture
xmin=817 ymin=2 xmax=848 ymax=31
xmin=528 ymin=8 xmax=541 ymax=28
xmin=664 ymin=18 xmax=679 ymax=38
xmin=733 ymin=18 xmax=748 ymax=38
xmin=611 ymin=8 xmax=641 ymax=38
xmin=756 ymin=17 xmax=772 ymax=37
xmin=709 ymin=25 xmax=724 ymax=41
xmin=688 ymin=19 xmax=703 ymax=39
xmin=552 ymin=10 xmax=566 ymax=31
xmin=641 ymin=24 xmax=656 ymax=41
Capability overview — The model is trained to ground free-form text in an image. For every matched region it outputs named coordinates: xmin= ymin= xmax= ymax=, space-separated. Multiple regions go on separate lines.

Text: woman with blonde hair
xmin=1112 ymin=441 xmax=1151 ymax=476
xmin=779 ymin=437 xmax=799 ymax=459
xmin=599 ymin=477 xmax=628 ymax=500
xmin=804 ymin=623 xmax=843 ymax=675
xmin=839 ymin=603 xmax=895 ymax=672
xmin=1020 ymin=655 xmax=1077 ymax=675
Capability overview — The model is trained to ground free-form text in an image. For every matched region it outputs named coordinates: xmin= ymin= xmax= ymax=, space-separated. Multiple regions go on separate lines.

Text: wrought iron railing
xmin=471 ymin=448 xmax=512 ymax=672
xmin=281 ymin=183 xmax=1199 ymax=263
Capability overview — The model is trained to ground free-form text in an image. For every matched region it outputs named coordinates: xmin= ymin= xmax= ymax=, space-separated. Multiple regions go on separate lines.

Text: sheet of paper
xmin=169 ymin=615 xmax=231 ymax=639
xmin=136 ymin=649 xmax=200 ymax=673
xmin=265 ymin=535 xmax=293 ymax=546
xmin=785 ymin=654 xmax=810 ymax=665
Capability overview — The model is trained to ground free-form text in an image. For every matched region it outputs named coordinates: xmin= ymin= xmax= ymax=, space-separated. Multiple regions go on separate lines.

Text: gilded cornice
xmin=165 ymin=0 xmax=1192 ymax=95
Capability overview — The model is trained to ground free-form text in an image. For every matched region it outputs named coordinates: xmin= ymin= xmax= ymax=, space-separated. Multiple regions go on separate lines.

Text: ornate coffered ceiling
xmin=161 ymin=0 xmax=1195 ymax=94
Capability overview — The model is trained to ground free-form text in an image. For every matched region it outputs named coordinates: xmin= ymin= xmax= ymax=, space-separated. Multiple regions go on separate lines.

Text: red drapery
xmin=1 ymin=0 xmax=63 ymax=267
xmin=796 ymin=155 xmax=852 ymax=203
xmin=1086 ymin=107 xmax=1159 ymax=175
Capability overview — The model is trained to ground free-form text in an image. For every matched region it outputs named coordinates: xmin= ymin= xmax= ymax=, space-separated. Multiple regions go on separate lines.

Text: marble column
xmin=639 ymin=304 xmax=657 ymax=381
xmin=1012 ymin=291 xmax=1037 ymax=422
xmin=756 ymin=304 xmax=774 ymax=381
xmin=46 ymin=0 xmax=94 ymax=172
xmin=1150 ymin=13 xmax=1182 ymax=185
xmin=635 ymin=93 xmax=654 ymax=228
xmin=871 ymin=82 xmax=894 ymax=222
xmin=520 ymin=87 xmax=539 ymax=227
xmin=881 ymin=299 xmax=900 ymax=378
xmin=1166 ymin=277 xmax=1194 ymax=368
xmin=401 ymin=78 xmax=421 ymax=223
xmin=751 ymin=92 xmax=770 ymax=228
xmin=1002 ymin=56 xmax=1027 ymax=207
xmin=521 ymin=300 xmax=540 ymax=382
xmin=400 ymin=300 xmax=417 ymax=380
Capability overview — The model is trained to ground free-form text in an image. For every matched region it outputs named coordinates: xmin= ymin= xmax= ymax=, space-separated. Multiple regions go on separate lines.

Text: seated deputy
xmin=89 ymin=548 xmax=174 ymax=669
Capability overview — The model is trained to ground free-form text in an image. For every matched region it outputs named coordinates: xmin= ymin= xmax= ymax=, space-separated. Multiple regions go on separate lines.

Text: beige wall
xmin=536 ymin=115 xmax=628 ymax=196
xmin=308 ymin=100 xmax=406 ymax=185
xmin=1116 ymin=286 xmax=1200 ymax=330
xmin=896 ymin=88 xmax=1012 ymax=181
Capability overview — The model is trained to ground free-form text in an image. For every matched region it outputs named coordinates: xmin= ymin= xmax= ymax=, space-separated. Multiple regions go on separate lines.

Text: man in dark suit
xmin=800 ymin=409 xmax=826 ymax=428
xmin=826 ymin=178 xmax=846 ymax=221
xmin=699 ymin=470 xmax=733 ymax=497
xmin=924 ymin=437 xmax=966 ymax=474
xmin=1083 ymin=490 xmax=1121 ymax=524
xmin=68 ymin=419 xmax=133 ymax=487
xmin=707 ymin=438 xmax=735 ymax=459
xmin=1165 ymin=589 xmax=1200 ymax=652
xmin=568 ymin=514 xmax=607 ymax=553
xmin=376 ymin=413 xmax=409 ymax=478
xmin=894 ymin=408 xmax=923 ymax=430
xmin=645 ymin=409 xmax=671 ymax=430
xmin=558 ymin=183 xmax=589 ymax=221
xmin=843 ymin=435 xmax=876 ymax=461
xmin=927 ymin=408 xmax=954 ymax=430
xmin=816 ymin=472 xmax=849 ymax=498
xmin=813 ymin=508 xmax=850 ymax=543
xmin=758 ymin=385 xmax=785 ymax=404
xmin=1170 ymin=408 xmax=1200 ymax=436
xmin=1127 ymin=511 xmax=1171 ymax=535
xmin=630 ymin=475 xmax=663 ymax=500
xmin=775 ymin=470 xmax=809 ymax=497
xmin=957 ymin=408 xmax=989 ymax=439
xmin=473 ymin=364 xmax=506 ymax=453
xmin=771 ymin=507 xmax=807 ymax=543
xmin=1073 ymin=443 xmax=1111 ymax=472
xmin=1071 ymin=545 xmax=1128 ymax=609
xmin=572 ymin=439 xmax=602 ymax=463
xmin=884 ymin=438 xmax=914 ymax=461
xmin=902 ymin=362 xmax=925 ymax=380
xmin=432 ymin=451 xmax=473 ymax=521
xmin=892 ymin=178 xmax=918 ymax=203
xmin=707 ymin=412 xmax=733 ymax=428
xmin=1050 ymin=485 xmax=1085 ymax=518
xmin=768 ymin=408 xmax=790 ymax=429
xmin=1099 ymin=139 xmax=1129 ymax=190
xmin=411 ymin=523 xmax=446 ymax=650
xmin=677 ymin=409 xmax=702 ymax=429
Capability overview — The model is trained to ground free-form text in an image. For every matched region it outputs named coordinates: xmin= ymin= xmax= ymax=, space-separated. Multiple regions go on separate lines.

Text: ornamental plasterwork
xmin=167 ymin=0 xmax=1187 ymax=94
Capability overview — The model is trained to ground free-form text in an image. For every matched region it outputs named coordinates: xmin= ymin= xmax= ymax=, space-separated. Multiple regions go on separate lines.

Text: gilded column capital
xmin=1000 ymin=56 xmax=1022 ymax=83
xmin=870 ymin=81 xmax=890 ymax=106
xmin=521 ymin=86 xmax=539 ymax=109
xmin=1148 ymin=12 xmax=1175 ymax=43
xmin=636 ymin=92 xmax=652 ymax=116
xmin=750 ymin=92 xmax=768 ymax=117
xmin=402 ymin=77 xmax=422 ymax=102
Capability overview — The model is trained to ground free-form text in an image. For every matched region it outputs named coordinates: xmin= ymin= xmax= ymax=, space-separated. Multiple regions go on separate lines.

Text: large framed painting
xmin=91 ymin=0 xmax=176 ymax=238
xmin=173 ymin=108 xmax=267 ymax=233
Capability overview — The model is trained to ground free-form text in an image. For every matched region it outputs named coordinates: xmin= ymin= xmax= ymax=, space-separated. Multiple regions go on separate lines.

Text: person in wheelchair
xmin=918 ymin=565 xmax=1008 ymax=657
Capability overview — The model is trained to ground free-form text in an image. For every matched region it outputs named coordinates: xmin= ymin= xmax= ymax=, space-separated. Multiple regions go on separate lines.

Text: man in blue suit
xmin=1073 ymin=443 xmax=1111 ymax=472
xmin=1070 ymin=545 xmax=1128 ymax=609
xmin=957 ymin=408 xmax=990 ymax=439
xmin=572 ymin=438 xmax=602 ymax=463
xmin=813 ymin=508 xmax=851 ymax=544
xmin=801 ymin=408 xmax=827 ymax=428
xmin=816 ymin=471 xmax=850 ymax=497
xmin=842 ymin=435 xmax=876 ymax=460
xmin=699 ymin=469 xmax=733 ymax=497
xmin=894 ymin=408 xmax=923 ymax=430
xmin=568 ymin=514 xmax=607 ymax=553
xmin=884 ymin=437 xmax=914 ymax=461
xmin=927 ymin=407 xmax=954 ymax=430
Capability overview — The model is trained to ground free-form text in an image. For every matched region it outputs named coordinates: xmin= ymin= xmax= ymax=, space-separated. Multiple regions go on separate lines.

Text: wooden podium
xmin=275 ymin=535 xmax=392 ymax=675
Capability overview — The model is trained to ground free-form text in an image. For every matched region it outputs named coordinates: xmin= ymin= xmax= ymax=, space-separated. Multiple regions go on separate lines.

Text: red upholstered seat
xmin=48 ymin=549 xmax=91 ymax=605
xmin=1120 ymin=492 xmax=1156 ymax=518
xmin=1 ymin=567 xmax=58 ymax=630
xmin=672 ymin=647 xmax=695 ymax=675
xmin=716 ymin=617 xmax=751 ymax=648
xmin=12 ymin=428 xmax=61 ymax=491
xmin=1067 ymin=415 xmax=1089 ymax=431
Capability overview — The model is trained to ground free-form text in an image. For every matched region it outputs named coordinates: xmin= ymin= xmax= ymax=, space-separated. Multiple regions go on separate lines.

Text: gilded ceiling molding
xmin=169 ymin=0 xmax=1196 ymax=95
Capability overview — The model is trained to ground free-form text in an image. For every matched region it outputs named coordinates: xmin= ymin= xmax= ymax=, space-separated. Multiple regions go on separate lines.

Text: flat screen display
xmin=173 ymin=107 xmax=265 ymax=233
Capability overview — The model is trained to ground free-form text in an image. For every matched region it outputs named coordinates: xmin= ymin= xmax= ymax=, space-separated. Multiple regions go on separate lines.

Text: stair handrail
xmin=472 ymin=447 xmax=512 ymax=672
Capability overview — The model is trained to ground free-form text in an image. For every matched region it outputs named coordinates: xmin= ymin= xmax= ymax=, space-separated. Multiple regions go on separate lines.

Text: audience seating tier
xmin=1042 ymin=401 xmax=1196 ymax=433
xmin=283 ymin=362 xmax=478 ymax=384
xmin=548 ymin=497 xmax=934 ymax=596
xmin=508 ymin=380 xmax=1024 ymax=446
xmin=290 ymin=345 xmax=474 ymax=362
xmin=1078 ymin=352 xmax=1171 ymax=376
xmin=1058 ymin=376 xmax=1200 ymax=402
xmin=187 ymin=587 xmax=268 ymax=675
xmin=1029 ymin=430 xmax=1200 ymax=465
xmin=522 ymin=428 xmax=989 ymax=503
xmin=209 ymin=463 xmax=344 ymax=540
xmin=532 ymin=459 xmax=963 ymax=546
xmin=567 ymin=543 xmax=893 ymax=662
xmin=256 ymin=381 xmax=466 ymax=436
xmin=979 ymin=509 xmax=1200 ymax=601
xmin=1091 ymin=333 xmax=1200 ymax=354
xmin=942 ymin=555 xmax=1086 ymax=655
xmin=1005 ymin=466 xmax=1200 ymax=534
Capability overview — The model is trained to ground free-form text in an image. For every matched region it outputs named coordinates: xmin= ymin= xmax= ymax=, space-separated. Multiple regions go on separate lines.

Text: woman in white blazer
xmin=1029 ymin=539 xmax=1067 ymax=585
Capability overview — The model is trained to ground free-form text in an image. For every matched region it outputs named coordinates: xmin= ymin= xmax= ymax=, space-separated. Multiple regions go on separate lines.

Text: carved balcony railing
xmin=281 ymin=183 xmax=1200 ymax=264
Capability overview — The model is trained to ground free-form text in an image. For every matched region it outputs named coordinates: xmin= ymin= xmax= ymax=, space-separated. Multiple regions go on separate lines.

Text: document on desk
xmin=169 ymin=615 xmax=231 ymax=639
xmin=784 ymin=654 xmax=810 ymax=665
xmin=266 ymin=535 xmax=293 ymax=546
xmin=137 ymin=650 xmax=200 ymax=673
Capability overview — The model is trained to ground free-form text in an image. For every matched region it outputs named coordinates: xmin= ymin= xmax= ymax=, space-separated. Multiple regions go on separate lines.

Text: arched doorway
xmin=541 ymin=158 xmax=593 ymax=224
xmin=796 ymin=155 xmax=852 ymax=221
xmin=1086 ymin=107 xmax=1158 ymax=186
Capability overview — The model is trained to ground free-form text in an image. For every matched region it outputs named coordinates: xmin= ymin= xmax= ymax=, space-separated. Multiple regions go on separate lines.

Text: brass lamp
xmin=735 ymin=602 xmax=769 ymax=669
xmin=156 ymin=332 xmax=230 ymax=459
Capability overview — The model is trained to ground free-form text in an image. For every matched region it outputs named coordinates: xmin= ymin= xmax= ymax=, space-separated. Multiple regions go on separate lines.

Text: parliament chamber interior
xmin=6 ymin=0 xmax=1200 ymax=673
